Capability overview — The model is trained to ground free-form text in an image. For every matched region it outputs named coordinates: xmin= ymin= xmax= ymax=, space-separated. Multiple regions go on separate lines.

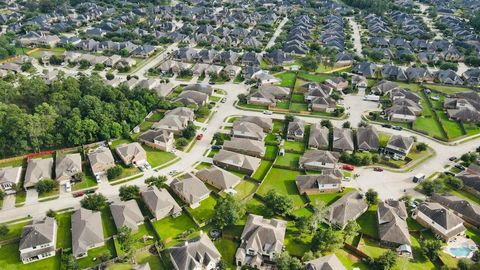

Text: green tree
xmin=176 ymin=138 xmax=189 ymax=148
xmin=275 ymin=251 xmax=303 ymax=270
xmin=443 ymin=175 xmax=463 ymax=190
xmin=365 ymin=189 xmax=378 ymax=205
xmin=145 ymin=176 xmax=167 ymax=189
xmin=264 ymin=189 xmax=294 ymax=216
xmin=0 ymin=224 xmax=9 ymax=237
xmin=420 ymin=179 xmax=445 ymax=196
xmin=46 ymin=209 xmax=57 ymax=218
xmin=416 ymin=142 xmax=428 ymax=152
xmin=60 ymin=252 xmax=77 ymax=270
xmin=107 ymin=165 xmax=123 ymax=180
xmin=182 ymin=122 xmax=197 ymax=139
xmin=36 ymin=179 xmax=57 ymax=194
xmin=212 ymin=194 xmax=245 ymax=229
xmin=300 ymin=56 xmax=318 ymax=71
xmin=343 ymin=220 xmax=361 ymax=242
xmin=421 ymin=239 xmax=443 ymax=261
xmin=311 ymin=227 xmax=344 ymax=253
xmin=368 ymin=250 xmax=397 ymax=270
xmin=195 ymin=106 xmax=210 ymax=118
xmin=119 ymin=185 xmax=140 ymax=201
xmin=117 ymin=226 xmax=135 ymax=259
xmin=80 ymin=193 xmax=108 ymax=211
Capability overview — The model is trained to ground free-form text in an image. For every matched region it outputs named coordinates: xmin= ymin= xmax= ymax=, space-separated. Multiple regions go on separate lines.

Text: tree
xmin=368 ymin=250 xmax=397 ymax=270
xmin=416 ymin=142 xmax=428 ymax=152
xmin=295 ymin=216 xmax=314 ymax=235
xmin=237 ymin=94 xmax=247 ymax=104
xmin=117 ymin=226 xmax=135 ymax=259
xmin=311 ymin=227 xmax=344 ymax=253
xmin=311 ymin=200 xmax=327 ymax=228
xmin=119 ymin=185 xmax=140 ymax=201
xmin=275 ymin=251 xmax=303 ymax=270
xmin=182 ymin=122 xmax=197 ymax=139
xmin=60 ymin=252 xmax=77 ymax=270
xmin=195 ymin=106 xmax=210 ymax=118
xmin=145 ymin=176 xmax=167 ymax=189
xmin=300 ymin=56 xmax=318 ymax=71
xmin=320 ymin=120 xmax=332 ymax=128
xmin=0 ymin=224 xmax=9 ymax=237
xmin=421 ymin=239 xmax=443 ymax=261
xmin=420 ymin=179 xmax=445 ymax=196
xmin=80 ymin=193 xmax=108 ymax=211
xmin=176 ymin=137 xmax=189 ymax=148
xmin=365 ymin=189 xmax=378 ymax=205
xmin=342 ymin=121 xmax=351 ymax=128
xmin=264 ymin=189 xmax=294 ymax=216
xmin=0 ymin=190 xmax=5 ymax=200
xmin=46 ymin=209 xmax=57 ymax=218
xmin=36 ymin=179 xmax=56 ymax=194
xmin=212 ymin=194 xmax=245 ymax=229
xmin=443 ymin=175 xmax=463 ymax=190
xmin=106 ymin=73 xmax=114 ymax=80
xmin=107 ymin=165 xmax=123 ymax=180
xmin=343 ymin=220 xmax=361 ymax=242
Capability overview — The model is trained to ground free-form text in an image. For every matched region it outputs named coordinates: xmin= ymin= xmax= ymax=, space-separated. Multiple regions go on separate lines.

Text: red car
xmin=342 ymin=164 xmax=354 ymax=171
xmin=374 ymin=167 xmax=384 ymax=172
xmin=196 ymin=134 xmax=204 ymax=140
xmin=73 ymin=192 xmax=84 ymax=198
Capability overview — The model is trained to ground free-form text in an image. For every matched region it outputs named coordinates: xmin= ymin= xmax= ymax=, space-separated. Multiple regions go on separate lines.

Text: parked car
xmin=382 ymin=124 xmax=392 ymax=128
xmin=73 ymin=192 xmax=84 ymax=198
xmin=221 ymin=97 xmax=227 ymax=103
xmin=373 ymin=167 xmax=383 ymax=172
xmin=263 ymin=110 xmax=272 ymax=115
xmin=196 ymin=134 xmax=204 ymax=140
xmin=392 ymin=126 xmax=403 ymax=131
xmin=413 ymin=173 xmax=425 ymax=183
xmin=454 ymin=164 xmax=465 ymax=171
xmin=211 ymin=145 xmax=222 ymax=150
xmin=342 ymin=164 xmax=355 ymax=171
xmin=444 ymin=171 xmax=456 ymax=177
xmin=449 ymin=156 xmax=457 ymax=161
xmin=65 ymin=181 xmax=71 ymax=193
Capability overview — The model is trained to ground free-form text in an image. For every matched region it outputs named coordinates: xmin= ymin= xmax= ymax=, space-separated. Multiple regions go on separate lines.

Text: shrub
xmin=107 ymin=165 xmax=123 ymax=180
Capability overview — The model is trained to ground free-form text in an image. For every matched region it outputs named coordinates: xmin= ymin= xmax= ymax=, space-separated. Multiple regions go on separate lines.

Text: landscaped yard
xmin=101 ymin=207 xmax=118 ymax=238
xmin=274 ymin=152 xmax=301 ymax=167
xmin=28 ymin=47 xmax=66 ymax=59
xmin=108 ymin=249 xmax=166 ymax=270
xmin=0 ymin=243 xmax=61 ymax=270
xmin=252 ymin=160 xmax=272 ymax=180
xmin=144 ymin=145 xmax=176 ymax=168
xmin=297 ymin=71 xmax=331 ymax=83
xmin=264 ymin=145 xmax=278 ymax=160
xmin=76 ymin=239 xmax=117 ymax=269
xmin=151 ymin=213 xmax=198 ymax=247
xmin=188 ymin=195 xmax=217 ymax=224
xmin=0 ymin=158 xmax=24 ymax=168
xmin=357 ymin=204 xmax=378 ymax=238
xmin=257 ymin=168 xmax=305 ymax=207
xmin=0 ymin=220 xmax=30 ymax=242
xmin=308 ymin=188 xmax=356 ymax=206
xmin=214 ymin=238 xmax=239 ymax=269
xmin=283 ymin=140 xmax=305 ymax=152
xmin=284 ymin=222 xmax=312 ymax=257
xmin=232 ymin=180 xmax=257 ymax=200
xmin=56 ymin=212 xmax=72 ymax=249
xmin=275 ymin=72 xmax=297 ymax=88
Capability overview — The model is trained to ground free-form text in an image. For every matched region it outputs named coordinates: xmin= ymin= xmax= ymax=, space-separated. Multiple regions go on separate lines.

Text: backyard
xmin=257 ymin=168 xmax=305 ymax=207
xmin=151 ymin=214 xmax=198 ymax=247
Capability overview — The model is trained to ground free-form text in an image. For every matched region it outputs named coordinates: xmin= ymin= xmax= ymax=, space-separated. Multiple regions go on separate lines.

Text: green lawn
xmin=308 ymin=188 xmax=356 ymax=206
xmin=273 ymin=120 xmax=284 ymax=133
xmin=72 ymin=174 xmax=98 ymax=191
xmin=252 ymin=160 xmax=272 ymax=180
xmin=425 ymin=84 xmax=470 ymax=95
xmin=0 ymin=220 xmax=30 ymax=241
xmin=284 ymin=221 xmax=312 ymax=257
xmin=0 ymin=243 xmax=60 ymax=270
xmin=233 ymin=180 xmax=257 ymax=200
xmin=56 ymin=212 xmax=72 ymax=249
xmin=188 ymin=195 xmax=217 ymax=224
xmin=110 ymin=138 xmax=134 ymax=149
xmin=297 ymin=71 xmax=331 ymax=82
xmin=147 ymin=111 xmax=164 ymax=122
xmin=15 ymin=191 xmax=26 ymax=206
xmin=257 ymin=168 xmax=305 ymax=207
xmin=151 ymin=213 xmax=198 ymax=247
xmin=357 ymin=204 xmax=378 ymax=238
xmin=245 ymin=198 xmax=271 ymax=216
xmin=283 ymin=140 xmax=305 ymax=152
xmin=108 ymin=249 xmax=166 ymax=270
xmin=28 ymin=47 xmax=66 ymax=59
xmin=195 ymin=162 xmax=212 ymax=170
xmin=76 ymin=239 xmax=117 ymax=269
xmin=139 ymin=121 xmax=154 ymax=131
xmin=437 ymin=112 xmax=464 ymax=139
xmin=265 ymin=145 xmax=278 ymax=159
xmin=289 ymin=102 xmax=308 ymax=112
xmin=101 ymin=207 xmax=118 ymax=237
xmin=214 ymin=238 xmax=239 ymax=269
xmin=378 ymin=132 xmax=391 ymax=147
xmin=413 ymin=116 xmax=444 ymax=138
xmin=145 ymin=146 xmax=176 ymax=168
xmin=275 ymin=72 xmax=297 ymax=88
xmin=292 ymin=207 xmax=313 ymax=218
xmin=464 ymin=122 xmax=480 ymax=136
xmin=131 ymin=223 xmax=157 ymax=249
xmin=109 ymin=165 xmax=141 ymax=181
xmin=276 ymin=100 xmax=290 ymax=109
xmin=274 ymin=153 xmax=301 ymax=167
xmin=0 ymin=158 xmax=24 ymax=168
xmin=291 ymin=94 xmax=305 ymax=103
xmin=336 ymin=249 xmax=368 ymax=269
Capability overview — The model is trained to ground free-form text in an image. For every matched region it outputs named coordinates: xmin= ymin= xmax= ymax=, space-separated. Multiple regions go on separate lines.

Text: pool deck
xmin=443 ymin=236 xmax=478 ymax=259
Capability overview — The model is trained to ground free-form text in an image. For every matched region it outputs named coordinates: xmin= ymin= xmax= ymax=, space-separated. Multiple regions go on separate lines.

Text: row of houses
xmin=283 ymin=15 xmax=314 ymax=55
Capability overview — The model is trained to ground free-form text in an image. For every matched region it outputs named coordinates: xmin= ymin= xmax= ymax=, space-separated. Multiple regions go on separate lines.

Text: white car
xmin=263 ymin=110 xmax=272 ymax=115
xmin=65 ymin=182 xmax=72 ymax=193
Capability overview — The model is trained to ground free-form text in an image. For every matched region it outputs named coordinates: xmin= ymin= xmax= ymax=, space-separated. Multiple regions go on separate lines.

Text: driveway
xmin=25 ymin=189 xmax=38 ymax=205
xmin=2 ymin=195 xmax=15 ymax=210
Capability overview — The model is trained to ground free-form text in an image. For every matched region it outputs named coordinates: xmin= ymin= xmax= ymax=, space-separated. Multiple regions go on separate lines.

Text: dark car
xmin=73 ymin=192 xmax=84 ymax=198
xmin=392 ymin=126 xmax=403 ymax=131
xmin=454 ymin=164 xmax=465 ymax=171
xmin=382 ymin=124 xmax=392 ymax=128
xmin=444 ymin=171 xmax=456 ymax=176
xmin=448 ymin=156 xmax=456 ymax=161
xmin=211 ymin=145 xmax=222 ymax=150
xmin=373 ymin=167 xmax=384 ymax=172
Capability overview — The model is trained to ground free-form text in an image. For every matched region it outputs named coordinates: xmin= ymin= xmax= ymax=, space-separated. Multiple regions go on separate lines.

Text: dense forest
xmin=0 ymin=74 xmax=159 ymax=157
xmin=342 ymin=0 xmax=390 ymax=14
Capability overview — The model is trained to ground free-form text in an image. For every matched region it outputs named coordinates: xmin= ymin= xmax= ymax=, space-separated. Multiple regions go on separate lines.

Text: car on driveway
xmin=263 ymin=110 xmax=272 ymax=115
xmin=454 ymin=164 xmax=465 ymax=171
xmin=221 ymin=97 xmax=227 ymax=103
xmin=392 ymin=126 xmax=403 ymax=131
xmin=373 ymin=167 xmax=383 ymax=172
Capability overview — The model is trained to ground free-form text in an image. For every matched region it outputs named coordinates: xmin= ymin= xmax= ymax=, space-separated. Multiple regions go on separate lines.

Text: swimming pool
xmin=447 ymin=245 xmax=475 ymax=258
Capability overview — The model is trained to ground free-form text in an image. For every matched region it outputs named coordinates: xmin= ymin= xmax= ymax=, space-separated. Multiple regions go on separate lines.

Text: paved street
xmin=348 ymin=17 xmax=363 ymax=58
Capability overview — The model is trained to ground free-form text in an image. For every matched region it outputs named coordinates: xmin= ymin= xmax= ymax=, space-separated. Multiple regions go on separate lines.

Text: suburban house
xmin=141 ymin=186 xmax=182 ymax=220
xmin=115 ymin=142 xmax=147 ymax=166
xmin=138 ymin=129 xmax=174 ymax=152
xmin=326 ymin=191 xmax=368 ymax=229
xmin=377 ymin=200 xmax=411 ymax=248
xmin=332 ymin=127 xmax=354 ymax=152
xmin=384 ymin=135 xmax=414 ymax=160
xmin=286 ymin=118 xmax=305 ymax=141
xmin=24 ymin=157 xmax=54 ymax=189
xmin=19 ymin=217 xmax=57 ymax=264
xmin=173 ymin=91 xmax=209 ymax=107
xmin=351 ymin=75 xmax=368 ymax=90
xmin=325 ymin=77 xmax=349 ymax=91
xmin=0 ymin=166 xmax=22 ymax=194
xmin=231 ymin=121 xmax=265 ymax=141
xmin=170 ymin=173 xmax=210 ymax=208
xmin=152 ymin=107 xmax=194 ymax=135
xmin=252 ymin=71 xmax=280 ymax=86
xmin=247 ymin=85 xmax=290 ymax=107
xmin=356 ymin=125 xmax=379 ymax=151
xmin=444 ymin=92 xmax=480 ymax=124
xmin=196 ymin=166 xmax=241 ymax=191
xmin=72 ymin=208 xmax=104 ymax=258
xmin=55 ymin=153 xmax=82 ymax=184
xmin=304 ymin=254 xmax=346 ymax=270
xmin=234 ymin=116 xmax=273 ymax=132
xmin=386 ymin=97 xmax=422 ymax=123
xmin=184 ymin=84 xmax=214 ymax=96
xmin=431 ymin=193 xmax=480 ymax=227
xmin=235 ymin=214 xmax=287 ymax=269
xmin=413 ymin=202 xmax=466 ymax=241
xmin=299 ymin=150 xmax=340 ymax=171
xmin=170 ymin=232 xmax=221 ymax=270
xmin=213 ymin=149 xmax=262 ymax=175
xmin=223 ymin=138 xmax=266 ymax=158
xmin=296 ymin=174 xmax=342 ymax=194
xmin=88 ymin=146 xmax=115 ymax=178
xmin=308 ymin=123 xmax=329 ymax=149
xmin=110 ymin=200 xmax=144 ymax=231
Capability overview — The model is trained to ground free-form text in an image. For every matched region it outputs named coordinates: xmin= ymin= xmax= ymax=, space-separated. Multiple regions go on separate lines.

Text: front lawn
xmin=0 ymin=243 xmax=61 ymax=270
xmin=188 ymin=196 xmax=217 ymax=224
xmin=257 ymin=168 xmax=305 ymax=207
xmin=145 ymin=146 xmax=176 ymax=168
xmin=151 ymin=213 xmax=198 ymax=247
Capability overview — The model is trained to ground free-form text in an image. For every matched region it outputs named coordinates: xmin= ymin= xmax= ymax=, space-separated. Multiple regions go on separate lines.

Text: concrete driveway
xmin=2 ymin=195 xmax=15 ymax=210
xmin=25 ymin=189 xmax=38 ymax=205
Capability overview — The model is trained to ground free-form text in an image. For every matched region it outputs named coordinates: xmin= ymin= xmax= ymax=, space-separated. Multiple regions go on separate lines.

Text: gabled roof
xmin=327 ymin=191 xmax=368 ymax=228
xmin=300 ymin=150 xmax=340 ymax=166
xmin=170 ymin=233 xmax=221 ymax=270
xmin=238 ymin=214 xmax=286 ymax=255
xmin=377 ymin=200 xmax=411 ymax=246
xmin=308 ymin=123 xmax=329 ymax=148
xmin=305 ymin=254 xmax=346 ymax=270
xmin=357 ymin=125 xmax=379 ymax=151
xmin=386 ymin=135 xmax=414 ymax=151
xmin=110 ymin=200 xmax=144 ymax=230
xmin=431 ymin=193 xmax=480 ymax=226
xmin=171 ymin=173 xmax=210 ymax=205
xmin=19 ymin=217 xmax=56 ymax=250
xmin=213 ymin=149 xmax=261 ymax=172
xmin=196 ymin=166 xmax=241 ymax=190
xmin=141 ymin=186 xmax=181 ymax=219
xmin=235 ymin=116 xmax=273 ymax=132
xmin=72 ymin=208 xmax=104 ymax=257
xmin=24 ymin=158 xmax=53 ymax=188
xmin=223 ymin=137 xmax=265 ymax=156
xmin=56 ymin=153 xmax=82 ymax=181
xmin=332 ymin=127 xmax=354 ymax=151
xmin=417 ymin=202 xmax=465 ymax=236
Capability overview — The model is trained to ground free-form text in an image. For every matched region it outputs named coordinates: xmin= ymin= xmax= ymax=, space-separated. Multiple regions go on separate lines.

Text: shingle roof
xmin=171 ymin=173 xmax=210 ymax=205
xmin=417 ymin=202 xmax=465 ymax=237
xmin=305 ymin=254 xmax=346 ymax=270
xmin=110 ymin=200 xmax=144 ymax=231
xmin=170 ymin=233 xmax=221 ymax=270
xmin=72 ymin=208 xmax=104 ymax=257
xmin=24 ymin=158 xmax=53 ymax=188
xmin=196 ymin=166 xmax=241 ymax=190
xmin=141 ymin=186 xmax=181 ymax=219
xmin=377 ymin=200 xmax=411 ymax=246
xmin=327 ymin=191 xmax=368 ymax=228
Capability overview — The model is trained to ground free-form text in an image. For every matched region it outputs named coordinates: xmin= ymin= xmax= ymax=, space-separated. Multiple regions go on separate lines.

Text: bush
xmin=106 ymin=73 xmax=114 ymax=80
xmin=0 ymin=224 xmax=9 ymax=237
xmin=176 ymin=138 xmax=189 ymax=148
xmin=107 ymin=165 xmax=123 ymax=180
xmin=119 ymin=185 xmax=140 ymax=201
xmin=36 ymin=179 xmax=56 ymax=194
xmin=416 ymin=142 xmax=428 ymax=152
xmin=80 ymin=193 xmax=108 ymax=211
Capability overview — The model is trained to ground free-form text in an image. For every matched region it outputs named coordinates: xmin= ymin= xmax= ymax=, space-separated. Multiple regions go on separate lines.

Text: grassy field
xmin=257 ymin=168 xmax=305 ymax=207
xmin=232 ymin=180 xmax=257 ymax=200
xmin=28 ymin=48 xmax=66 ymax=59
xmin=284 ymin=222 xmax=312 ymax=257
xmin=101 ymin=207 xmax=118 ymax=237
xmin=214 ymin=238 xmax=238 ymax=269
xmin=0 ymin=158 xmax=24 ymax=168
xmin=0 ymin=220 xmax=30 ymax=241
xmin=425 ymin=84 xmax=470 ymax=95
xmin=188 ymin=195 xmax=217 ymax=224
xmin=252 ymin=160 xmax=272 ymax=180
xmin=265 ymin=145 xmax=278 ymax=159
xmin=357 ymin=204 xmax=378 ymax=238
xmin=151 ymin=214 xmax=198 ymax=247
xmin=283 ymin=140 xmax=305 ymax=152
xmin=297 ymin=71 xmax=331 ymax=82
xmin=308 ymin=188 xmax=356 ymax=206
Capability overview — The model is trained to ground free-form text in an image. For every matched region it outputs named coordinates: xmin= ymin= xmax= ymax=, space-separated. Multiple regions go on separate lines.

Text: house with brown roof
xmin=295 ymin=174 xmax=342 ymax=194
xmin=431 ymin=193 xmax=480 ymax=227
xmin=356 ymin=125 xmax=379 ymax=151
xmin=0 ymin=166 xmax=22 ymax=194
xmin=223 ymin=138 xmax=265 ymax=158
xmin=170 ymin=232 xmax=221 ymax=270
xmin=141 ymin=186 xmax=182 ymax=220
xmin=326 ymin=191 xmax=368 ymax=229
xmin=332 ymin=128 xmax=354 ymax=152
xmin=88 ymin=146 xmax=115 ymax=179
xmin=231 ymin=121 xmax=265 ymax=141
xmin=19 ymin=217 xmax=57 ymax=264
xmin=55 ymin=153 xmax=82 ymax=184
xmin=213 ymin=150 xmax=262 ymax=175
xmin=377 ymin=200 xmax=411 ymax=248
xmin=110 ymin=200 xmax=144 ymax=231
xmin=287 ymin=118 xmax=305 ymax=141
xmin=171 ymin=173 xmax=210 ymax=208
xmin=413 ymin=202 xmax=465 ymax=241
xmin=196 ymin=166 xmax=241 ymax=191
xmin=385 ymin=135 xmax=414 ymax=160
xmin=308 ymin=123 xmax=329 ymax=150
xmin=115 ymin=142 xmax=147 ymax=166
xmin=24 ymin=158 xmax=53 ymax=189
xmin=299 ymin=150 xmax=340 ymax=171
xmin=305 ymin=254 xmax=346 ymax=270
xmin=138 ymin=129 xmax=174 ymax=152
xmin=72 ymin=208 xmax=104 ymax=258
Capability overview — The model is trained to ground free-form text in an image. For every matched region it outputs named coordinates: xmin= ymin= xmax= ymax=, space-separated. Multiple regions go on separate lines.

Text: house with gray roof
xmin=231 ymin=121 xmax=265 ymax=141
xmin=223 ymin=138 xmax=265 ymax=158
xmin=287 ymin=118 xmax=305 ymax=141
xmin=110 ymin=200 xmax=144 ymax=231
xmin=173 ymin=91 xmax=209 ymax=107
xmin=332 ymin=128 xmax=354 ymax=152
xmin=88 ymin=146 xmax=115 ymax=178
xmin=196 ymin=166 xmax=241 ymax=191
xmin=141 ymin=186 xmax=182 ymax=220
xmin=308 ymin=123 xmax=329 ymax=149
xmin=458 ymin=173 xmax=480 ymax=197
xmin=171 ymin=173 xmax=210 ymax=208
xmin=72 ymin=208 xmax=104 ymax=258
xmin=414 ymin=202 xmax=465 ymax=241
xmin=305 ymin=254 xmax=346 ymax=270
xmin=0 ymin=166 xmax=22 ymax=194
xmin=385 ymin=135 xmax=414 ymax=160
xmin=234 ymin=116 xmax=273 ymax=132
xmin=326 ymin=191 xmax=368 ymax=229
xmin=299 ymin=150 xmax=340 ymax=171
xmin=235 ymin=214 xmax=287 ymax=268
xmin=55 ymin=153 xmax=82 ymax=184
xmin=377 ymin=200 xmax=411 ymax=248
xmin=152 ymin=108 xmax=193 ymax=135
xmin=183 ymin=84 xmax=213 ymax=96
xmin=115 ymin=142 xmax=147 ymax=166
xmin=170 ymin=232 xmax=221 ymax=270
xmin=296 ymin=174 xmax=342 ymax=194
xmin=352 ymin=62 xmax=377 ymax=77
xmin=24 ymin=157 xmax=53 ymax=189
xmin=213 ymin=150 xmax=261 ymax=175
xmin=138 ymin=129 xmax=174 ymax=152
xmin=19 ymin=217 xmax=57 ymax=264
xmin=357 ymin=125 xmax=379 ymax=151
xmin=431 ymin=193 xmax=480 ymax=227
